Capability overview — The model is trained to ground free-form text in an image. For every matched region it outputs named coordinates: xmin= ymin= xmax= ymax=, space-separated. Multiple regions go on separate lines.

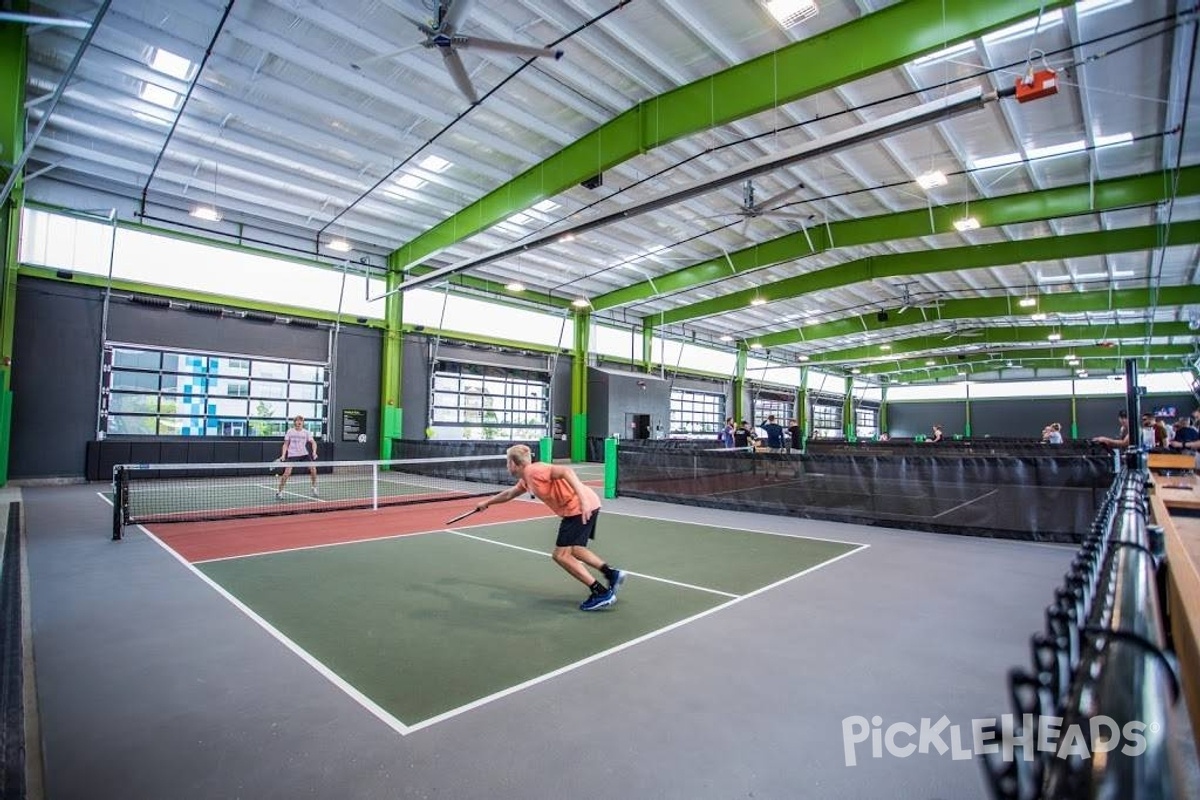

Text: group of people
xmin=718 ymin=415 xmax=802 ymax=451
xmin=1093 ymin=409 xmax=1200 ymax=450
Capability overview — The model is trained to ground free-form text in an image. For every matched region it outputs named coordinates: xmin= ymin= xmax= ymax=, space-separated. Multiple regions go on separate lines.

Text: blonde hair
xmin=506 ymin=444 xmax=533 ymax=466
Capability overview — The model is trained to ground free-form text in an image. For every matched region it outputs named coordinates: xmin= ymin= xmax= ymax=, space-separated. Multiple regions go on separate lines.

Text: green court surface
xmin=197 ymin=514 xmax=859 ymax=727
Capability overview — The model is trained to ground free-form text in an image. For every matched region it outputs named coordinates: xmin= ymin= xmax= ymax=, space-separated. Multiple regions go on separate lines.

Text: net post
xmin=604 ymin=436 xmax=617 ymax=499
xmin=372 ymin=462 xmax=379 ymax=510
xmin=111 ymin=466 xmax=125 ymax=540
xmin=538 ymin=436 xmax=553 ymax=464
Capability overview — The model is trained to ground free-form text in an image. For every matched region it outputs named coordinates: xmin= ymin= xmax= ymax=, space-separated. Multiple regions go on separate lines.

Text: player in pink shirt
xmin=475 ymin=444 xmax=625 ymax=611
xmin=276 ymin=415 xmax=319 ymax=499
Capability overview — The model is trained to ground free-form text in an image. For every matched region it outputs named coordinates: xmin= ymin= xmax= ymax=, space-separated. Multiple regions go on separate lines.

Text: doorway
xmin=625 ymin=413 xmax=651 ymax=440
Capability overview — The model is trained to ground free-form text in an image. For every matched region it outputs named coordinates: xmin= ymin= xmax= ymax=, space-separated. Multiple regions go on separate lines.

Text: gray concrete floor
xmin=16 ymin=483 xmax=1198 ymax=799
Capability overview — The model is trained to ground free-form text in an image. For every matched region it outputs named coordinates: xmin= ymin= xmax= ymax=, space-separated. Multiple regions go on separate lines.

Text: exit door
xmin=626 ymin=413 xmax=651 ymax=440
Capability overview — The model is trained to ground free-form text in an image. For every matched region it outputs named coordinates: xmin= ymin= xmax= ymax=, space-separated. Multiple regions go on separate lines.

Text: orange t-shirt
xmin=517 ymin=462 xmax=600 ymax=518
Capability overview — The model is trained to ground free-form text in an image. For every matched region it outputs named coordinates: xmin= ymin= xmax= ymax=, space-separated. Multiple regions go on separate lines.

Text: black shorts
xmin=555 ymin=511 xmax=599 ymax=547
xmin=285 ymin=454 xmax=314 ymax=463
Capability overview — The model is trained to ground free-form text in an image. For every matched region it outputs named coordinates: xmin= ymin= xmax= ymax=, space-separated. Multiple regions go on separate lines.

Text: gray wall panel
xmin=330 ymin=325 xmax=382 ymax=461
xmin=588 ymin=367 xmax=671 ymax=439
xmin=970 ymin=398 xmax=1073 ymax=438
xmin=12 ymin=279 xmax=103 ymax=478
xmin=107 ymin=301 xmax=328 ymax=362
xmin=886 ymin=402 xmax=968 ymax=439
xmin=10 ymin=277 xmax=380 ymax=478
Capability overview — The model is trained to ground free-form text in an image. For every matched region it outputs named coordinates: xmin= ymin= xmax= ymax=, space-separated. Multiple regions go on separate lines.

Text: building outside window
xmin=431 ymin=362 xmax=549 ymax=441
xmin=855 ymin=406 xmax=879 ymax=439
xmin=669 ymin=388 xmax=725 ymax=439
xmin=810 ymin=402 xmax=843 ymax=439
xmin=103 ymin=345 xmax=326 ymax=437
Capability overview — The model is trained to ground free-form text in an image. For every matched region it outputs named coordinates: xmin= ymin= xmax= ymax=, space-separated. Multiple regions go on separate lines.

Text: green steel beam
xmin=871 ymin=350 xmax=1191 ymax=383
xmin=389 ymin=0 xmax=1073 ymax=272
xmin=651 ymin=215 xmax=1200 ymax=325
xmin=854 ymin=344 xmax=1191 ymax=376
xmin=805 ymin=322 xmax=1192 ymax=365
xmin=599 ymin=168 xmax=1200 ymax=314
xmin=755 ymin=286 xmax=1200 ymax=348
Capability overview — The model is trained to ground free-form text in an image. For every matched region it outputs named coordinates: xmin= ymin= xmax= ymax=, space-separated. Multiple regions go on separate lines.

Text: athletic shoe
xmin=579 ymin=589 xmax=616 ymax=611
xmin=275 ymin=491 xmax=283 ymax=500
xmin=608 ymin=568 xmax=627 ymax=594
xmin=311 ymin=487 xmax=320 ymax=497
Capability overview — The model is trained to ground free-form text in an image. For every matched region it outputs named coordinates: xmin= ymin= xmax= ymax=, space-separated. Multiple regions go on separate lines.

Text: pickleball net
xmin=112 ymin=454 xmax=512 ymax=539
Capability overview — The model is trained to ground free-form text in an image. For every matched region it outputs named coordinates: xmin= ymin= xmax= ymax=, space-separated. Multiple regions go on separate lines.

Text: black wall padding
xmin=1 ymin=503 xmax=27 ymax=800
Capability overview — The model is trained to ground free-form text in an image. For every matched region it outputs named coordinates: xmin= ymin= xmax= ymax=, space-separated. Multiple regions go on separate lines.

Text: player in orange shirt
xmin=475 ymin=444 xmax=626 ymax=611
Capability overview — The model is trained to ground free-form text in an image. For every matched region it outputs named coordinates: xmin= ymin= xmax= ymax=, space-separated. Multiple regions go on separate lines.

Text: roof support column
xmin=571 ymin=312 xmax=590 ymax=462
xmin=379 ymin=274 xmax=403 ymax=459
xmin=0 ymin=17 xmax=27 ymax=486
xmin=733 ymin=346 xmax=747 ymax=423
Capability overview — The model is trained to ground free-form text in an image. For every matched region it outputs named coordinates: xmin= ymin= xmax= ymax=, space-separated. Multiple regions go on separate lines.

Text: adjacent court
xmin=145 ymin=508 xmax=862 ymax=730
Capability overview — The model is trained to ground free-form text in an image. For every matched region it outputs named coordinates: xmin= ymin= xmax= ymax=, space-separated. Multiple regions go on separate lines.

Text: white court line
xmin=272 ymin=484 xmax=326 ymax=503
xmin=122 ymin=495 xmax=868 ymax=738
xmin=931 ymin=489 xmax=999 ymax=519
xmin=403 ymin=542 xmax=869 ymax=734
xmin=448 ymin=530 xmax=740 ymax=599
xmin=136 ymin=524 xmax=413 ymax=736
xmin=597 ymin=508 xmax=868 ymax=548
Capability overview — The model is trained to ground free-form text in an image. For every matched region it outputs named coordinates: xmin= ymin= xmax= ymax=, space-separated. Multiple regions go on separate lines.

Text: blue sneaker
xmin=608 ymin=568 xmax=626 ymax=595
xmin=579 ymin=589 xmax=616 ymax=611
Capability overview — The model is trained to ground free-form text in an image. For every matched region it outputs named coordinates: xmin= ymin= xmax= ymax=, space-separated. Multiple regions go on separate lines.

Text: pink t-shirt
xmin=283 ymin=428 xmax=314 ymax=457
xmin=516 ymin=462 xmax=600 ymax=518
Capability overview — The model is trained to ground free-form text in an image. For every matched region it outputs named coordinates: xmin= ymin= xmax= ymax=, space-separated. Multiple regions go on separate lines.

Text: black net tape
xmin=616 ymin=448 xmax=1113 ymax=542
xmin=391 ymin=438 xmax=540 ymax=461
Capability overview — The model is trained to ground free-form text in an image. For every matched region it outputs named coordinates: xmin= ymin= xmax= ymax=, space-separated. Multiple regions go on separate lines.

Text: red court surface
xmin=146 ymin=498 xmax=555 ymax=562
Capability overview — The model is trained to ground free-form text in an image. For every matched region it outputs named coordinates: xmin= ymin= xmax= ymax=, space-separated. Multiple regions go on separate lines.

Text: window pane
xmin=288 ymin=402 xmax=320 ymax=419
xmin=251 ymin=361 xmax=289 ymax=379
xmin=209 ymin=378 xmax=249 ymax=397
xmin=251 ymin=380 xmax=288 ymax=399
xmin=289 ymin=383 xmax=322 ymax=401
xmin=158 ymin=417 xmax=205 ymax=436
xmin=108 ymin=393 xmax=158 ymax=413
xmin=109 ymin=371 xmax=159 ymax=391
xmin=207 ymin=398 xmax=249 ymax=416
xmin=107 ymin=415 xmax=157 ymax=435
xmin=112 ymin=348 xmax=160 ymax=369
xmin=250 ymin=399 xmax=287 ymax=419
xmin=210 ymin=357 xmax=250 ymax=377
xmin=291 ymin=364 xmax=322 ymax=382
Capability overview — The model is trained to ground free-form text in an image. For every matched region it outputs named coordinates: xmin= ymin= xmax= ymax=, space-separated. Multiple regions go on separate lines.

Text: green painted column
xmin=379 ymin=272 xmax=403 ymax=459
xmin=843 ymin=376 xmax=854 ymax=440
xmin=641 ymin=322 xmax=653 ymax=371
xmin=0 ymin=20 xmax=27 ymax=486
xmin=797 ymin=366 xmax=808 ymax=452
xmin=733 ymin=346 xmax=747 ymax=422
xmin=880 ymin=385 xmax=889 ymax=436
xmin=603 ymin=436 xmax=617 ymax=500
xmin=571 ymin=311 xmax=590 ymax=462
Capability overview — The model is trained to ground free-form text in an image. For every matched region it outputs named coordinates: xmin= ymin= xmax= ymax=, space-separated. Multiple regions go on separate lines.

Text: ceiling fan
xmin=701 ymin=179 xmax=814 ymax=239
xmin=351 ymin=0 xmax=564 ymax=105
xmin=942 ymin=322 xmax=986 ymax=340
